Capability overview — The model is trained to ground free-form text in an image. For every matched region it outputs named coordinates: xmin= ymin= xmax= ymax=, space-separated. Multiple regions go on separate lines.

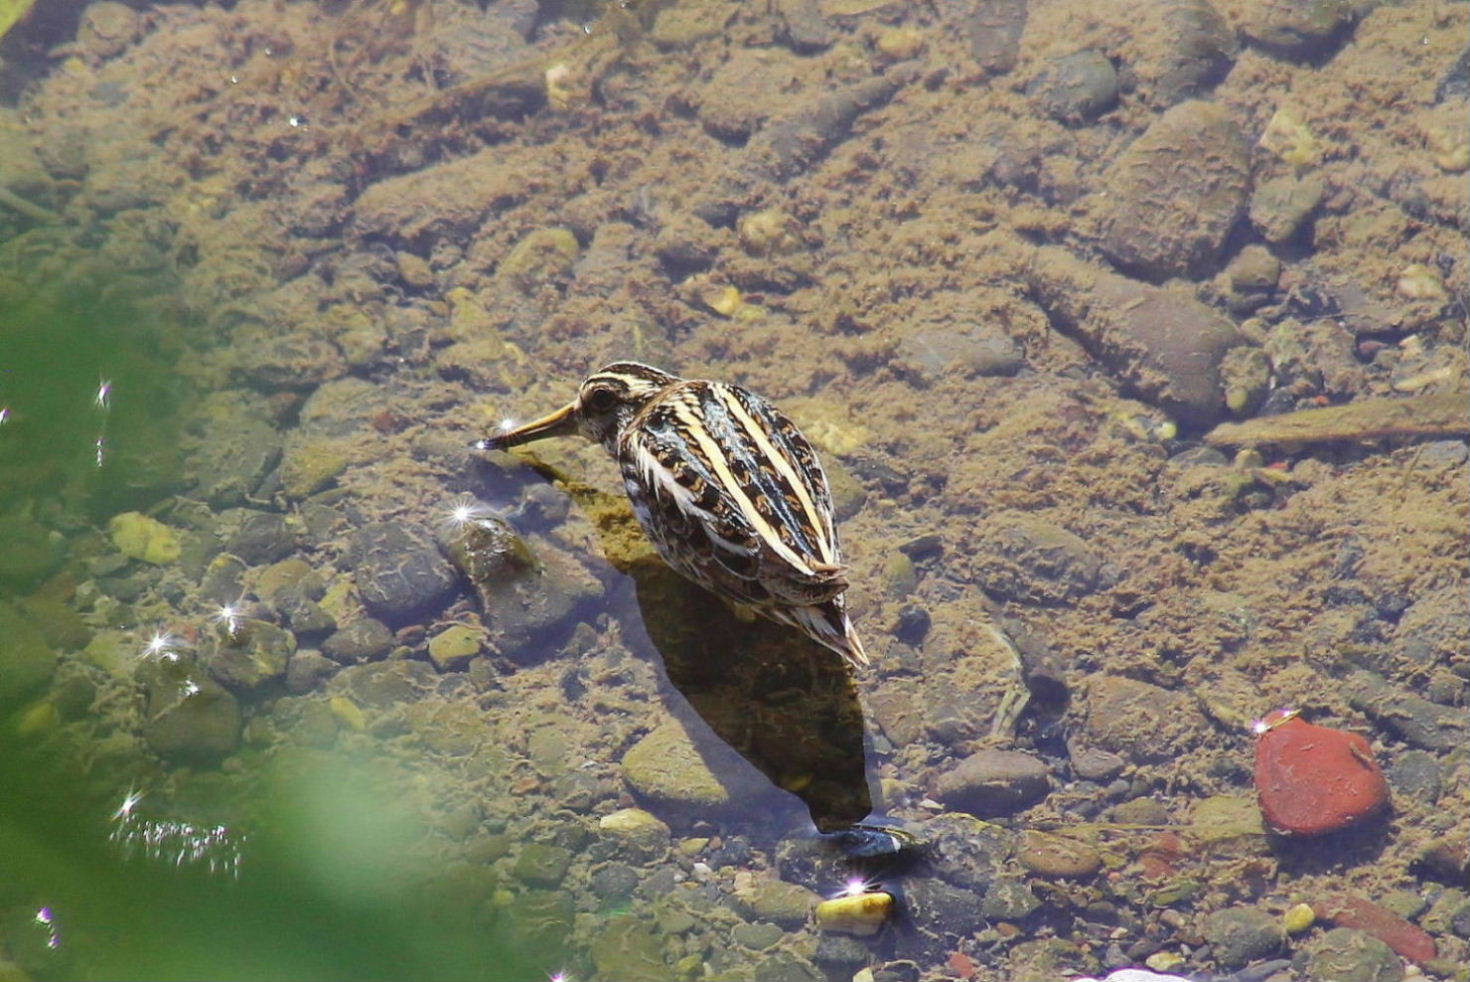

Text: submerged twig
xmin=1204 ymin=391 xmax=1468 ymax=447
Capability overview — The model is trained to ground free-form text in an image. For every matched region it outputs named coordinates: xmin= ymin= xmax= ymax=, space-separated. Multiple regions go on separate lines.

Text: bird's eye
xmin=583 ymin=387 xmax=619 ymax=414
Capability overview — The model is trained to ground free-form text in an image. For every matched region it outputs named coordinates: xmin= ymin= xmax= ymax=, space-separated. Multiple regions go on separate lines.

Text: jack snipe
xmin=477 ymin=362 xmax=867 ymax=668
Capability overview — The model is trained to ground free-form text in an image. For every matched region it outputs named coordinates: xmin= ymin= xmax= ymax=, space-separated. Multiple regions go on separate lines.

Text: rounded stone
xmin=143 ymin=665 xmax=243 ymax=763
xmin=348 ymin=522 xmax=458 ymax=626
xmin=1202 ymin=905 xmax=1285 ymax=967
xmin=621 ymin=721 xmax=734 ymax=811
xmin=1098 ymin=100 xmax=1250 ymax=281
xmin=1254 ymin=713 xmax=1390 ymax=836
xmin=1307 ymin=927 xmax=1404 ymax=982
xmin=971 ymin=511 xmax=1102 ymax=604
xmin=933 ymin=749 xmax=1051 ymax=816
xmin=1028 ymin=49 xmax=1118 ymax=122
xmin=321 ymin=617 xmax=394 ymax=664
xmin=1017 ymin=830 xmax=1102 ymax=878
xmin=597 ymin=807 xmax=672 ymax=863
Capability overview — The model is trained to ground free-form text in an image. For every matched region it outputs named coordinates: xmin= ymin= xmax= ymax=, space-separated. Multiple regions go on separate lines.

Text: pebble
xmin=620 ymin=719 xmax=761 ymax=813
xmin=1385 ymin=749 xmax=1442 ymax=802
xmin=895 ymin=321 xmax=1023 ymax=383
xmin=185 ymin=407 xmax=281 ymax=506
xmin=1017 ymin=830 xmax=1102 ymax=878
xmin=320 ymin=617 xmax=394 ymax=664
xmin=108 ymin=511 xmax=181 ymax=564
xmin=1097 ymin=100 xmax=1250 ymax=281
xmin=1238 ymin=0 xmax=1355 ymax=60
xmin=1201 ymin=905 xmax=1284 ymax=967
xmin=205 ymin=619 xmax=295 ymax=694
xmin=1081 ymin=676 xmax=1208 ymax=764
xmin=513 ymin=842 xmax=572 ymax=887
xmin=347 ymin=522 xmax=459 ymax=626
xmin=731 ymin=920 xmax=784 ymax=950
xmin=285 ymin=648 xmax=336 ymax=694
xmin=982 ymin=877 xmax=1041 ymax=920
xmin=734 ymin=876 xmax=821 ymax=927
xmin=589 ymin=915 xmax=667 ymax=980
xmin=815 ymin=892 xmax=893 ymax=936
xmin=427 ymin=623 xmax=481 ymax=671
xmin=1307 ymin=927 xmax=1404 ymax=982
xmin=970 ymin=510 xmax=1102 ymax=604
xmin=1249 ymin=173 xmax=1324 ymax=243
xmin=1028 ymin=50 xmax=1118 ymax=123
xmin=597 ymin=808 xmax=671 ymax=863
xmin=1070 ymin=744 xmax=1127 ymax=781
xmin=1253 ymin=710 xmax=1390 ymax=836
xmin=224 ymin=511 xmax=296 ymax=565
xmin=933 ymin=748 xmax=1051 ymax=816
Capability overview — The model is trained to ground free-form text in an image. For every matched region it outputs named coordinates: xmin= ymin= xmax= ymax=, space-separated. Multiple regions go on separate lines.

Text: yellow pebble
xmin=1145 ymin=951 xmax=1185 ymax=973
xmin=1284 ymin=902 xmax=1316 ymax=934
xmin=15 ymin=700 xmax=59 ymax=737
xmin=815 ymin=891 xmax=893 ymax=936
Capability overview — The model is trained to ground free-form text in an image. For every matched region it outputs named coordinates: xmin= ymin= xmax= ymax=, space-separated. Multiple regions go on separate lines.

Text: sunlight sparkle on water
xmin=438 ymin=494 xmax=499 ymax=536
xmin=141 ymin=630 xmax=184 ymax=662
xmin=835 ymin=875 xmax=880 ymax=898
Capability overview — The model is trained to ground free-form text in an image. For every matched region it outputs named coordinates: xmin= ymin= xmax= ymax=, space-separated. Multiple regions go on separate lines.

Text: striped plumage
xmin=476 ymin=362 xmax=867 ymax=668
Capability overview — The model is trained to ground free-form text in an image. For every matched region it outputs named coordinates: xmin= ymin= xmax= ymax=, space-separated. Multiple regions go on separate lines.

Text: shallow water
xmin=1 ymin=1 xmax=1466 ymax=980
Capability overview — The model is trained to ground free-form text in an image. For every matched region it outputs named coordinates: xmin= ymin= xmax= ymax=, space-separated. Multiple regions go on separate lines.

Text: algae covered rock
xmin=348 ymin=521 xmax=459 ymax=626
xmin=108 ymin=511 xmax=181 ymax=564
xmin=1097 ymin=100 xmax=1250 ymax=281
xmin=141 ymin=658 xmax=242 ymax=764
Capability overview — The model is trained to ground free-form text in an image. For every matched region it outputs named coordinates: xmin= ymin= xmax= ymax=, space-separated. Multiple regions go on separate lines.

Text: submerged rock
xmin=349 ymin=522 xmax=459 ymax=626
xmin=0 ymin=602 xmax=58 ymax=706
xmin=1097 ymin=100 xmax=1250 ymax=281
xmin=933 ymin=749 xmax=1051 ymax=816
xmin=141 ymin=659 xmax=242 ymax=764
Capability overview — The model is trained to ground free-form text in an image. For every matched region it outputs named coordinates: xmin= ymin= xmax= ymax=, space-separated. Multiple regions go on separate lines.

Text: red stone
xmin=1253 ymin=711 xmax=1390 ymax=836
xmin=1312 ymin=895 xmax=1437 ymax=964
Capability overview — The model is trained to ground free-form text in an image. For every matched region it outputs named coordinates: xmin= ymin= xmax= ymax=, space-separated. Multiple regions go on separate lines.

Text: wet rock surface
xmin=348 ymin=522 xmax=459 ymax=626
xmin=1096 ymin=99 xmax=1251 ymax=281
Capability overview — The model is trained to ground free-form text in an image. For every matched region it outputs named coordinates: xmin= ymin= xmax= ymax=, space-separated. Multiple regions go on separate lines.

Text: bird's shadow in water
xmin=494 ymin=453 xmax=876 ymax=837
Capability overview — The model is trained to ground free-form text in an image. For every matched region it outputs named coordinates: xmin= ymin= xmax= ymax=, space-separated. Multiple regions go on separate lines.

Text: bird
xmin=476 ymin=362 xmax=867 ymax=669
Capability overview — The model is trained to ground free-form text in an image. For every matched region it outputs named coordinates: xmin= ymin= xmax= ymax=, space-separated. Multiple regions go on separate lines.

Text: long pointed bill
xmin=474 ymin=402 xmax=580 ymax=451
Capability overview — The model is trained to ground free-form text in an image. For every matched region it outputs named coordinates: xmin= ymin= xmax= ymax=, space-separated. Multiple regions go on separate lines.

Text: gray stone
xmin=1028 ymin=50 xmax=1118 ymax=122
xmin=590 ymin=915 xmax=667 ymax=981
xmin=185 ymin=404 xmax=281 ymax=506
xmin=622 ymin=722 xmax=730 ymax=809
xmin=348 ymin=522 xmax=459 ymax=626
xmin=321 ymin=617 xmax=394 ymax=664
xmin=1098 ymin=100 xmax=1251 ymax=281
xmin=296 ymin=376 xmax=384 ymax=438
xmin=199 ymin=553 xmax=247 ymax=607
xmin=230 ymin=331 xmax=346 ymax=392
xmin=1083 ymin=676 xmax=1208 ymax=764
xmin=334 ymin=659 xmax=437 ymax=709
xmin=934 ymin=749 xmax=1051 ymax=816
xmin=895 ymin=319 xmax=1023 ymax=384
xmin=1028 ymin=245 xmax=1250 ymax=427
xmin=205 ymin=619 xmax=295 ymax=693
xmin=1250 ymin=173 xmax=1324 ymax=243
xmin=1202 ymin=906 xmax=1284 ymax=967
xmin=1345 ymin=671 xmax=1463 ymax=750
xmin=142 ymin=662 xmax=242 ymax=763
xmin=971 ymin=510 xmax=1103 ymax=604
xmin=224 ymin=511 xmax=295 ymax=565
xmin=1307 ymin=927 xmax=1403 ymax=982
xmin=983 ymin=877 xmax=1041 ymax=920
xmin=732 ymin=920 xmax=784 ymax=950
xmin=920 ymin=812 xmax=1016 ymax=891
xmin=590 ymin=863 xmax=640 ymax=904
xmin=958 ymin=0 xmax=1028 ymax=75
xmin=904 ymin=875 xmax=988 ymax=940
xmin=1386 ymin=749 xmax=1442 ymax=802
xmin=285 ymin=648 xmax=337 ymax=694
